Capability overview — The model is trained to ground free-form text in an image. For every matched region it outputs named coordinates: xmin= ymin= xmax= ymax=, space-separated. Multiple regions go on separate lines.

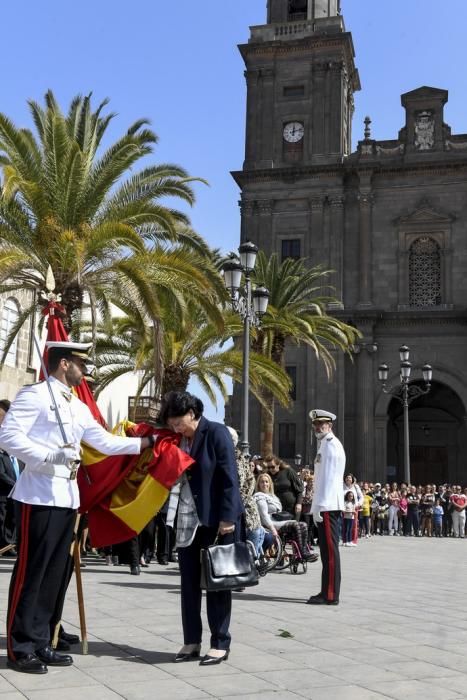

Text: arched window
xmin=0 ymin=297 xmax=20 ymax=367
xmin=409 ymin=236 xmax=441 ymax=307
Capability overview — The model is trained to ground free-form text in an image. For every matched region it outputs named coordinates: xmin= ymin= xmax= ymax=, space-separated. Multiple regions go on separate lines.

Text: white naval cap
xmin=45 ymin=341 xmax=92 ymax=360
xmin=309 ymin=409 xmax=336 ymax=422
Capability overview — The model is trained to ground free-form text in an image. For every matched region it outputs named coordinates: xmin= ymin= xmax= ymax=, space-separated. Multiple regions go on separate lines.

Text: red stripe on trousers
xmin=7 ymin=503 xmax=31 ymax=660
xmin=323 ymin=512 xmax=335 ymax=602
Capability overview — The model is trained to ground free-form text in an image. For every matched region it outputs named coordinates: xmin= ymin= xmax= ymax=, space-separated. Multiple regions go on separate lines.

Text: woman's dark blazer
xmin=188 ymin=416 xmax=244 ymax=528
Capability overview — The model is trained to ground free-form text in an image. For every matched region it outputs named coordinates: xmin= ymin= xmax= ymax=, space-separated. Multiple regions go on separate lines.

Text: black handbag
xmin=200 ymin=537 xmax=259 ymax=592
xmin=271 ymin=511 xmax=293 ymax=522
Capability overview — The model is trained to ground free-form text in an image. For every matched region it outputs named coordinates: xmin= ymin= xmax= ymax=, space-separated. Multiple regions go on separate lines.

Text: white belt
xmin=32 ymin=463 xmax=79 ymax=480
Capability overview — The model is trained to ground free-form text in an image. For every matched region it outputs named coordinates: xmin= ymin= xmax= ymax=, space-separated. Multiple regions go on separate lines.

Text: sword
xmin=32 ymin=333 xmax=89 ymax=483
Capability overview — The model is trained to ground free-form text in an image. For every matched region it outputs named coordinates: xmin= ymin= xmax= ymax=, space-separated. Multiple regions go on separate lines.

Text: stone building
xmin=229 ymin=0 xmax=467 ymax=484
xmin=0 ymin=291 xmax=37 ymax=399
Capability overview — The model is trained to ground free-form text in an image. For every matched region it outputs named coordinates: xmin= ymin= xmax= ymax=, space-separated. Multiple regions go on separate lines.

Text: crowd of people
xmin=246 ymin=457 xmax=467 ymax=543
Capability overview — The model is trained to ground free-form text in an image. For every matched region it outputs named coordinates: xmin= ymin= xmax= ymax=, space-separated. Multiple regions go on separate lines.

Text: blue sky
xmin=3 ymin=0 xmax=466 ymax=418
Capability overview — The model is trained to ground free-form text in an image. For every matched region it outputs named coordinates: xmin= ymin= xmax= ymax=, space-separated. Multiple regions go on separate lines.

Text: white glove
xmin=45 ymin=447 xmax=80 ymax=466
xmin=312 ymin=510 xmax=323 ymax=524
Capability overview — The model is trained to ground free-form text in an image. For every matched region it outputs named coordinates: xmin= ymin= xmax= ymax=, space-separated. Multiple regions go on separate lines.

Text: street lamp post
xmin=223 ymin=242 xmax=269 ymax=456
xmin=294 ymin=453 xmax=302 ymax=470
xmin=377 ymin=345 xmax=433 ymax=485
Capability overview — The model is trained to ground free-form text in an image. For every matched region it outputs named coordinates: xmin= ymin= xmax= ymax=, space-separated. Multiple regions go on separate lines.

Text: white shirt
xmin=312 ymin=433 xmax=346 ymax=514
xmin=0 ymin=377 xmax=142 ymax=509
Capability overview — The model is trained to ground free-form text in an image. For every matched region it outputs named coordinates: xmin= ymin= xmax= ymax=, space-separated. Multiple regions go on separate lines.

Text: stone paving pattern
xmin=0 ymin=537 xmax=466 ymax=699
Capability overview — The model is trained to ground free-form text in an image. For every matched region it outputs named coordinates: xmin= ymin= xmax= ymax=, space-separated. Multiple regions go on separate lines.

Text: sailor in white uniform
xmin=306 ymin=409 xmax=346 ymax=606
xmin=0 ymin=341 xmax=154 ymax=674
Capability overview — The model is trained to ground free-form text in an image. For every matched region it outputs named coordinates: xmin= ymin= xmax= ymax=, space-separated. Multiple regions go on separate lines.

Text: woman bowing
xmin=159 ymin=391 xmax=244 ymax=666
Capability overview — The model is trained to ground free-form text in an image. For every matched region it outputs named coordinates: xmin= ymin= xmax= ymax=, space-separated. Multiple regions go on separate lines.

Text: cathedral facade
xmin=229 ymin=0 xmax=467 ymax=484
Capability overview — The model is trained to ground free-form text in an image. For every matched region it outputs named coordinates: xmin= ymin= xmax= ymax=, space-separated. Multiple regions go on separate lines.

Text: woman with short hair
xmin=159 ymin=391 xmax=244 ymax=666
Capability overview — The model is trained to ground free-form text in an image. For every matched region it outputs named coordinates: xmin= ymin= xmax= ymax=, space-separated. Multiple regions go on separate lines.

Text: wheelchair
xmin=256 ymin=534 xmax=283 ymax=576
xmin=258 ymin=525 xmax=315 ymax=575
xmin=274 ymin=526 xmax=310 ymax=574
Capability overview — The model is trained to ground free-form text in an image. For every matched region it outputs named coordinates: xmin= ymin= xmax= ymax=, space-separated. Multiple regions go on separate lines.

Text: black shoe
xmin=130 ymin=565 xmax=140 ymax=575
xmin=55 ymin=639 xmax=71 ymax=651
xmin=304 ymin=553 xmax=319 ymax=563
xmin=306 ymin=593 xmax=339 ymax=605
xmin=36 ymin=646 xmax=73 ymax=667
xmin=7 ymin=653 xmax=48 ymax=674
xmin=306 ymin=594 xmax=325 ymax=604
xmin=199 ymin=650 xmax=229 ymax=666
xmin=59 ymin=630 xmax=80 ymax=645
xmin=174 ymin=645 xmax=201 ymax=663
xmin=157 ymin=557 xmax=169 ymax=565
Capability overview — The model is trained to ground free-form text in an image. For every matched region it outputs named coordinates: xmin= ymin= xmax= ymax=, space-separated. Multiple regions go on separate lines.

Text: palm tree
xmin=250 ymin=252 xmax=360 ymax=455
xmin=89 ymin=303 xmax=291 ymax=418
xmin=0 ymin=90 xmax=205 ymax=356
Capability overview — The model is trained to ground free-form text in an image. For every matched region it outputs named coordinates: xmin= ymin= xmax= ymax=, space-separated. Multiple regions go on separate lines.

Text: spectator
xmin=370 ymin=483 xmax=382 ymax=535
xmin=360 ymin=488 xmax=372 ymax=538
xmin=420 ymin=485 xmax=435 ymax=537
xmin=264 ymin=456 xmax=304 ymax=520
xmin=433 ymin=499 xmax=444 ymax=537
xmin=254 ymin=473 xmax=314 ymax=560
xmin=343 ymin=491 xmax=356 ymax=546
xmin=406 ymin=485 xmax=420 ymax=536
xmin=299 ymin=468 xmax=314 ymax=544
xmin=450 ymin=485 xmax=466 ymax=538
xmin=443 ymin=485 xmax=453 ymax=537
xmin=343 ymin=474 xmax=363 ymax=544
xmin=377 ymin=489 xmax=389 ymax=535
xmin=399 ymin=488 xmax=409 ymax=536
xmin=0 ymin=399 xmax=20 ymax=551
xmin=388 ymin=482 xmax=400 ymax=536
xmin=226 ymin=427 xmax=263 ymax=556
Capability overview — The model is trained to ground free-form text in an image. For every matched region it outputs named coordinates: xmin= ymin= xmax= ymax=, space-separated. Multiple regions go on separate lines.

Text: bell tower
xmin=268 ymin=0 xmax=341 ymax=23
xmin=239 ymin=0 xmax=359 ymax=170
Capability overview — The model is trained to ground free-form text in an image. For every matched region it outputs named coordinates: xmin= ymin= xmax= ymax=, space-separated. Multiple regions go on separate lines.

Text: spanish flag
xmin=42 ymin=302 xmax=193 ymax=546
xmin=41 ymin=300 xmax=107 ymax=427
xmin=78 ymin=422 xmax=193 ymax=547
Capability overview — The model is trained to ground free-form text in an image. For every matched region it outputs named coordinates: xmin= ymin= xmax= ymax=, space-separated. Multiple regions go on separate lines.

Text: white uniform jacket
xmin=0 ymin=377 xmax=141 ymax=509
xmin=312 ymin=433 xmax=346 ymax=514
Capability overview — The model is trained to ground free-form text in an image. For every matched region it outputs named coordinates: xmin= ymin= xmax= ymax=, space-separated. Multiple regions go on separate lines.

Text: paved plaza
xmin=0 ymin=537 xmax=466 ymax=699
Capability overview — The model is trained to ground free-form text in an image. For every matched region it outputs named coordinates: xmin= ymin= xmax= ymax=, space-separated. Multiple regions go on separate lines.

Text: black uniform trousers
xmin=7 ymin=502 xmax=75 ymax=660
xmin=316 ymin=510 xmax=341 ymax=603
xmin=155 ymin=512 xmax=175 ymax=562
xmin=177 ymin=526 xmax=232 ymax=651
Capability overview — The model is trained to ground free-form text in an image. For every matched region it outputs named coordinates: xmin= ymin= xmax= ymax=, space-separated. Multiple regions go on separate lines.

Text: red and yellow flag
xmin=41 ymin=303 xmax=192 ymax=546
xmin=78 ymin=422 xmax=193 ymax=547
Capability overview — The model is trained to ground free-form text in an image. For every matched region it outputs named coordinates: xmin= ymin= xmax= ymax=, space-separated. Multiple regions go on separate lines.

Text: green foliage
xmin=85 ymin=301 xmax=291 ymax=411
xmin=0 ymin=90 xmax=207 ymax=356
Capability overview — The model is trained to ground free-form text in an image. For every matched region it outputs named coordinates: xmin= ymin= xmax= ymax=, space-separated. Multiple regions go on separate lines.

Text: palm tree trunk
xmin=260 ymin=389 xmax=275 ymax=456
xmin=152 ymin=320 xmax=165 ymax=398
xmin=161 ymin=364 xmax=190 ymax=396
xmin=260 ymin=333 xmax=285 ymax=456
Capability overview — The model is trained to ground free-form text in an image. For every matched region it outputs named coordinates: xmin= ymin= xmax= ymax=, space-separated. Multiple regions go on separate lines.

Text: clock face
xmin=283 ymin=121 xmax=304 ymax=143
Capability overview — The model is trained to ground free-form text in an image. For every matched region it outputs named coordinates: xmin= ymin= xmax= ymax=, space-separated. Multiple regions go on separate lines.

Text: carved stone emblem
xmin=414 ymin=111 xmax=434 ymax=150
